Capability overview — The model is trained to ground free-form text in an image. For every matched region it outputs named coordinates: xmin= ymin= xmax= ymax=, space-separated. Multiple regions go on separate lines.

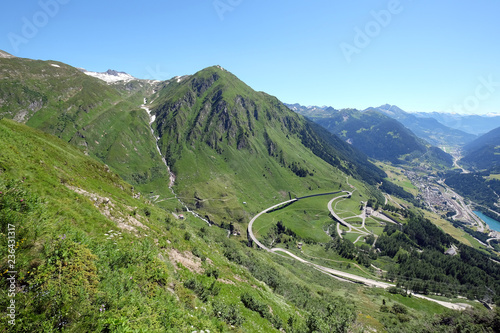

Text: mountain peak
xmin=0 ymin=50 xmax=15 ymax=59
xmin=79 ymin=68 xmax=136 ymax=84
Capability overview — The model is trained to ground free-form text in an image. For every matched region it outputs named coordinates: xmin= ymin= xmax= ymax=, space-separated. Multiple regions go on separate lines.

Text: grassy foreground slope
xmin=0 ymin=119 xmax=372 ymax=332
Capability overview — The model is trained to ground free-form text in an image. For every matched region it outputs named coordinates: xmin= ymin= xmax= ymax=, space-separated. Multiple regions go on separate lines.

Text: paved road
xmin=327 ymin=194 xmax=369 ymax=236
xmin=247 ymin=192 xmax=471 ymax=310
xmin=247 ymin=198 xmax=298 ymax=251
xmin=271 ymin=248 xmax=392 ymax=288
xmin=248 ymin=194 xmax=388 ymax=288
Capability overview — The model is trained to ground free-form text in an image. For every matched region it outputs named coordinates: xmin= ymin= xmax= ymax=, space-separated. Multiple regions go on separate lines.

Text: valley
xmin=1 ymin=52 xmax=500 ymax=332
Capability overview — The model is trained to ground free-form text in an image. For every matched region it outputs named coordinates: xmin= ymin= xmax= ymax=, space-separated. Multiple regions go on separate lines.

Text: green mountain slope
xmin=149 ymin=66 xmax=388 ymax=222
xmin=0 ymin=54 xmax=174 ymax=204
xmin=461 ymin=126 xmax=500 ymax=171
xmin=289 ymin=104 xmax=453 ymax=168
xmin=0 ymin=119 xmax=364 ymax=332
xmin=1 ymin=52 xmax=500 ymax=331
xmin=1 ymin=119 xmax=498 ymax=332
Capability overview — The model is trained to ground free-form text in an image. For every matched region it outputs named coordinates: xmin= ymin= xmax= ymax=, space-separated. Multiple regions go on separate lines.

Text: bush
xmin=205 ymin=266 xmax=220 ymax=280
xmin=391 ymin=303 xmax=408 ymax=315
xmin=241 ymin=292 xmax=270 ymax=319
xmin=387 ymin=286 xmax=407 ymax=297
xmin=212 ymin=300 xmax=244 ymax=326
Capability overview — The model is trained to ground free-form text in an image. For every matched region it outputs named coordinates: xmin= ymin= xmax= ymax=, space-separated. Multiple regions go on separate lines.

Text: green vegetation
xmin=299 ymin=107 xmax=453 ymax=168
xmin=0 ymin=56 xmax=174 ymax=208
xmin=149 ymin=66 xmax=392 ymax=223
xmin=0 ymin=119 xmax=367 ymax=332
xmin=444 ymin=171 xmax=500 ymax=215
xmin=2 ymin=53 xmax=500 ymax=332
xmin=462 ymin=126 xmax=500 ymax=171
xmin=377 ymin=209 xmax=500 ymax=302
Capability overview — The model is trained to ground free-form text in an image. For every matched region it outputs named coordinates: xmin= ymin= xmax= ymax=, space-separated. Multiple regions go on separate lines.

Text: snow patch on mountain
xmin=0 ymin=50 xmax=15 ymax=59
xmin=79 ymin=68 xmax=136 ymax=83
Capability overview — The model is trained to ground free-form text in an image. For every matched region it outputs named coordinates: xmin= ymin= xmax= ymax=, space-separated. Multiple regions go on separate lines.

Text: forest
xmin=444 ymin=171 xmax=500 ymax=214
xmin=377 ymin=211 xmax=500 ymax=303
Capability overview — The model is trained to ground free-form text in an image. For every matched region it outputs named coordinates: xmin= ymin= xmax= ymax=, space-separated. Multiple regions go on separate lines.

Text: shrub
xmin=212 ymin=300 xmax=244 ymax=326
xmin=391 ymin=303 xmax=408 ymax=315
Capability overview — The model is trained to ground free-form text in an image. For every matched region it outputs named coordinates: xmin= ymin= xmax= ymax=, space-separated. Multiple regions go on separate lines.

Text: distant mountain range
xmin=416 ymin=112 xmax=500 ymax=136
xmin=366 ymin=104 xmax=477 ymax=147
xmin=287 ymin=104 xmax=453 ymax=167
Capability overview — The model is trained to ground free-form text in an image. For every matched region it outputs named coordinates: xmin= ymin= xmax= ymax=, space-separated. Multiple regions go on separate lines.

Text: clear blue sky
xmin=1 ymin=0 xmax=500 ymax=114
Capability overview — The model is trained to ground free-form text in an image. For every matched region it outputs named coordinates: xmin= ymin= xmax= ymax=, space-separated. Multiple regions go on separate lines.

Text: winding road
xmin=247 ymin=191 xmax=470 ymax=310
xmin=327 ymin=193 xmax=370 ymax=238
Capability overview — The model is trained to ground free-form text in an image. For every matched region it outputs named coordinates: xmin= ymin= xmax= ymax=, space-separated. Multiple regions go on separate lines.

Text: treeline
xmin=265 ymin=221 xmax=299 ymax=247
xmin=376 ymin=211 xmax=500 ymax=302
xmin=451 ymin=220 xmax=491 ymax=243
xmin=380 ymin=181 xmax=414 ymax=201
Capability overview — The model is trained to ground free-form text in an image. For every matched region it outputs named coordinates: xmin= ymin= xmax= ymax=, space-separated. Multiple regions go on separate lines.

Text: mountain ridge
xmin=148 ymin=66 xmax=392 ymax=221
xmin=288 ymin=103 xmax=453 ymax=168
xmin=461 ymin=126 xmax=500 ymax=171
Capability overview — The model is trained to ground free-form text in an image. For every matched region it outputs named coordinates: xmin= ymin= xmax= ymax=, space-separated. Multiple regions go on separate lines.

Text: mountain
xmin=78 ymin=68 xmax=137 ymax=83
xmin=3 ymin=53 xmax=500 ymax=332
xmin=367 ymin=104 xmax=477 ymax=147
xmin=0 ymin=50 xmax=15 ymax=58
xmin=286 ymin=103 xmax=336 ymax=117
xmin=289 ymin=104 xmax=453 ymax=167
xmin=1 ymin=118 xmax=367 ymax=332
xmin=416 ymin=112 xmax=500 ymax=136
xmin=147 ymin=66 xmax=394 ymax=221
xmin=0 ymin=54 xmax=174 ymax=204
xmin=0 ymin=54 xmax=395 ymax=221
xmin=3 ymin=107 xmax=497 ymax=333
xmin=461 ymin=126 xmax=500 ymax=171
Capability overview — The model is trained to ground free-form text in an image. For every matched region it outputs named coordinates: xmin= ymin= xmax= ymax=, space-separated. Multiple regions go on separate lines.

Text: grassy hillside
xmin=0 ymin=119 xmax=358 ymax=332
xmin=0 ymin=55 xmax=174 ymax=207
xmin=1 ymin=119 xmax=498 ymax=332
xmin=2 ymin=53 xmax=500 ymax=331
xmin=150 ymin=66 xmax=387 ymax=223
xmin=461 ymin=126 xmax=500 ymax=171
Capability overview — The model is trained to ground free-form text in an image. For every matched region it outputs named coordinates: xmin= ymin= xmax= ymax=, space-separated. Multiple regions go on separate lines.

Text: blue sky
xmin=1 ymin=0 xmax=499 ymax=114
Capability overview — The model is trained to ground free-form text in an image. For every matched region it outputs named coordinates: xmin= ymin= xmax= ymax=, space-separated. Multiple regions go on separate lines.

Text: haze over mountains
xmin=461 ymin=127 xmax=500 ymax=171
xmin=417 ymin=112 xmax=500 ymax=136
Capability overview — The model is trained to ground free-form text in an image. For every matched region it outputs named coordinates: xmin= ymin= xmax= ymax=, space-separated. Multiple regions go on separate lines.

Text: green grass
xmin=0 ymin=119 xmax=305 ymax=332
xmin=2 ymin=59 xmax=497 ymax=332
xmin=374 ymin=161 xmax=420 ymax=195
xmin=252 ymin=195 xmax=341 ymax=243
